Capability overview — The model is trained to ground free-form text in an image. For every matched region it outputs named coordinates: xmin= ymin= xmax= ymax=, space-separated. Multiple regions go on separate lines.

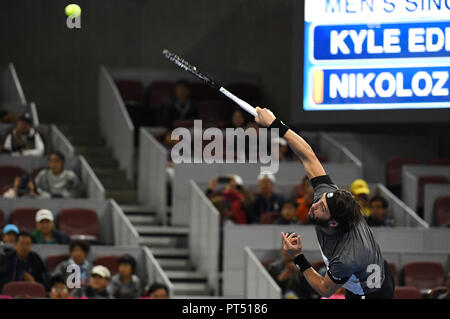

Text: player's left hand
xmin=255 ymin=107 xmax=276 ymax=127
xmin=281 ymin=232 xmax=303 ymax=259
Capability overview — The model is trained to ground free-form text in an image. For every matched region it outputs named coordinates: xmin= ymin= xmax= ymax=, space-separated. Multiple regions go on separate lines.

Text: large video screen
xmin=303 ymin=0 xmax=450 ymax=111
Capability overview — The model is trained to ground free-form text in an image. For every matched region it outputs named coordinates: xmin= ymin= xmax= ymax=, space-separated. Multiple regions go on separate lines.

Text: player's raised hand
xmin=281 ymin=232 xmax=303 ymax=259
xmin=255 ymin=107 xmax=276 ymax=127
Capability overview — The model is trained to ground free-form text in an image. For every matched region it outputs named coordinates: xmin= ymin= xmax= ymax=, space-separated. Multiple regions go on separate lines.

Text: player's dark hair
xmin=332 ymin=189 xmax=363 ymax=234
xmin=369 ymin=195 xmax=388 ymax=209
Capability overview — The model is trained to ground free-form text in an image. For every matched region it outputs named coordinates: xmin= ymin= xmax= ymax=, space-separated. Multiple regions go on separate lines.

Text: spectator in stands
xmin=0 ymin=112 xmax=45 ymax=156
xmin=367 ymin=196 xmax=394 ymax=227
xmin=273 ymin=137 xmax=292 ymax=162
xmin=231 ymin=109 xmax=247 ymax=129
xmin=107 ymin=254 xmax=143 ymax=299
xmin=32 ymin=209 xmax=70 ymax=244
xmin=0 ymin=232 xmax=48 ymax=291
xmin=0 ymin=104 xmax=18 ymax=123
xmin=53 ymin=240 xmax=92 ymax=287
xmin=1 ymin=224 xmax=19 ymax=244
xmin=350 ymin=179 xmax=371 ymax=217
xmin=2 ymin=173 xmax=39 ymax=198
xmin=274 ymin=201 xmax=301 ymax=225
xmin=48 ymin=275 xmax=73 ymax=299
xmin=248 ymin=173 xmax=285 ymax=223
xmin=35 ymin=151 xmax=81 ymax=199
xmin=295 ymin=176 xmax=314 ymax=224
xmin=146 ymin=283 xmax=169 ymax=299
xmin=163 ymin=80 xmax=198 ymax=128
xmin=71 ymin=265 xmax=112 ymax=299
xmin=437 ymin=272 xmax=450 ymax=299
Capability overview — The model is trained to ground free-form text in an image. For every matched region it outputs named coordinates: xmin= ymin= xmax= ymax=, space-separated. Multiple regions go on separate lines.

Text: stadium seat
xmin=58 ymin=208 xmax=99 ymax=241
xmin=147 ymin=81 xmax=175 ymax=106
xmin=388 ymin=262 xmax=399 ymax=286
xmin=386 ymin=157 xmax=421 ymax=189
xmin=227 ymin=83 xmax=261 ymax=105
xmin=260 ymin=212 xmax=281 ymax=224
xmin=417 ymin=176 xmax=449 ymax=207
xmin=0 ymin=165 xmax=26 ymax=189
xmin=434 ymin=196 xmax=450 ymax=226
xmin=429 ymin=158 xmax=450 ymax=166
xmin=0 ymin=209 xmax=4 ymax=230
xmin=191 ymin=83 xmax=221 ymax=101
xmin=394 ymin=286 xmax=422 ymax=299
xmin=95 ymin=255 xmax=120 ymax=275
xmin=2 ymin=281 xmax=46 ymax=298
xmin=428 ymin=286 xmax=446 ymax=299
xmin=403 ymin=261 xmax=445 ymax=290
xmin=115 ymin=80 xmax=144 ymax=106
xmin=172 ymin=119 xmax=195 ymax=128
xmin=46 ymin=254 xmax=70 ymax=273
xmin=11 ymin=208 xmax=40 ymax=233
xmin=197 ymin=100 xmax=236 ymax=127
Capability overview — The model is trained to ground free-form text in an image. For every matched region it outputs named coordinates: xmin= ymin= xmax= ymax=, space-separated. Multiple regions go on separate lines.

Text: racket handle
xmin=219 ymin=87 xmax=257 ymax=118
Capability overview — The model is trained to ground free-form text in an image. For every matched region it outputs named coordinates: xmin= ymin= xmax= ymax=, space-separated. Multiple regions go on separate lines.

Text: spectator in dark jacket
xmin=367 ymin=196 xmax=394 ymax=227
xmin=163 ymin=80 xmax=198 ymax=128
xmin=71 ymin=265 xmax=111 ymax=299
xmin=249 ymin=173 xmax=285 ymax=223
xmin=32 ymin=209 xmax=71 ymax=244
xmin=274 ymin=201 xmax=302 ymax=225
xmin=107 ymin=254 xmax=143 ymax=298
xmin=0 ymin=232 xmax=48 ymax=291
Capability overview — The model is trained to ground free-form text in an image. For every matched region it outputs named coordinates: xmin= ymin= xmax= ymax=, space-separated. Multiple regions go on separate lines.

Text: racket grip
xmin=219 ymin=87 xmax=257 ymax=118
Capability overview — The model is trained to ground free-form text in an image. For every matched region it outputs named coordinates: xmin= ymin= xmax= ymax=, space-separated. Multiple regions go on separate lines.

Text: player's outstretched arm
xmin=255 ymin=107 xmax=326 ymax=179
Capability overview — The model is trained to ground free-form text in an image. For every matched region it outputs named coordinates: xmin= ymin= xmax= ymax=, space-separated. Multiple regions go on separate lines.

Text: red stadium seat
xmin=46 ymin=254 xmax=70 ymax=273
xmin=58 ymin=208 xmax=99 ymax=240
xmin=31 ymin=166 xmax=46 ymax=180
xmin=428 ymin=286 xmax=447 ymax=299
xmin=197 ymin=100 xmax=236 ymax=127
xmin=95 ymin=255 xmax=120 ymax=275
xmin=417 ymin=176 xmax=449 ymax=207
xmin=260 ymin=212 xmax=281 ymax=224
xmin=2 ymin=281 xmax=46 ymax=298
xmin=394 ymin=286 xmax=422 ymax=299
xmin=191 ymin=83 xmax=221 ymax=101
xmin=0 ymin=165 xmax=26 ymax=189
xmin=227 ymin=83 xmax=261 ymax=105
xmin=147 ymin=81 xmax=176 ymax=106
xmin=172 ymin=119 xmax=195 ymax=128
xmin=115 ymin=80 xmax=144 ymax=105
xmin=403 ymin=261 xmax=445 ymax=290
xmin=0 ymin=209 xmax=5 ymax=230
xmin=11 ymin=208 xmax=40 ymax=233
xmin=429 ymin=158 xmax=450 ymax=166
xmin=386 ymin=157 xmax=421 ymax=188
xmin=434 ymin=196 xmax=450 ymax=226
xmin=388 ymin=262 xmax=399 ymax=286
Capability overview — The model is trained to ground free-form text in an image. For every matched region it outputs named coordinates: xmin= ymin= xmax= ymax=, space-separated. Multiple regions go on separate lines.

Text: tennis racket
xmin=162 ymin=49 xmax=257 ymax=117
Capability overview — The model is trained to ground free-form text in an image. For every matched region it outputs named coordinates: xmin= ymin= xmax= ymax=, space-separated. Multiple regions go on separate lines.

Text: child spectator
xmin=248 ymin=173 xmax=285 ymax=223
xmin=146 ymin=283 xmax=169 ymax=299
xmin=32 ymin=209 xmax=70 ymax=244
xmin=53 ymin=240 xmax=92 ymax=287
xmin=71 ymin=265 xmax=112 ymax=299
xmin=367 ymin=196 xmax=394 ymax=227
xmin=2 ymin=173 xmax=39 ymax=198
xmin=1 ymin=224 xmax=19 ymax=244
xmin=34 ymin=151 xmax=81 ymax=198
xmin=107 ymin=254 xmax=143 ymax=298
xmin=0 ymin=112 xmax=45 ymax=156
xmin=274 ymin=201 xmax=301 ymax=225
xmin=48 ymin=275 xmax=73 ymax=299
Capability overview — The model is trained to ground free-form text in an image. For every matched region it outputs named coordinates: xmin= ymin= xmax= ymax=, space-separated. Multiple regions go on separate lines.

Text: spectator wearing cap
xmin=350 ymin=179 xmax=371 ymax=217
xmin=274 ymin=201 xmax=302 ymax=225
xmin=107 ymin=254 xmax=143 ymax=299
xmin=53 ymin=240 xmax=92 ymax=287
xmin=0 ymin=112 xmax=45 ymax=156
xmin=35 ymin=151 xmax=81 ymax=199
xmin=32 ymin=209 xmax=70 ymax=244
xmin=248 ymin=173 xmax=285 ymax=224
xmin=2 ymin=224 xmax=19 ymax=244
xmin=0 ymin=231 xmax=48 ymax=291
xmin=71 ymin=265 xmax=112 ymax=299
xmin=146 ymin=283 xmax=169 ymax=299
xmin=49 ymin=275 xmax=74 ymax=299
xmin=367 ymin=196 xmax=394 ymax=227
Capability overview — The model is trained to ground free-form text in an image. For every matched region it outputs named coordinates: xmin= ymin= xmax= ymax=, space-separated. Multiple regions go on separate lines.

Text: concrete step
xmin=134 ymin=226 xmax=189 ymax=236
xmin=93 ymin=167 xmax=127 ymax=179
xmin=158 ymin=258 xmax=194 ymax=271
xmin=165 ymin=270 xmax=206 ymax=281
xmin=84 ymin=156 xmax=118 ymax=168
xmin=150 ymin=248 xmax=189 ymax=258
xmin=139 ymin=236 xmax=177 ymax=247
xmin=76 ymin=146 xmax=113 ymax=158
xmin=66 ymin=135 xmax=105 ymax=146
xmin=120 ymin=205 xmax=154 ymax=214
xmin=58 ymin=125 xmax=101 ymax=136
xmin=99 ymin=176 xmax=134 ymax=190
xmin=173 ymin=282 xmax=211 ymax=296
xmin=105 ymin=189 xmax=138 ymax=205
xmin=127 ymin=214 xmax=157 ymax=226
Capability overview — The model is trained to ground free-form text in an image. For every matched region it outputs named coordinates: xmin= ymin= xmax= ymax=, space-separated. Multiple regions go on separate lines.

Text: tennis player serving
xmin=255 ymin=107 xmax=395 ymax=299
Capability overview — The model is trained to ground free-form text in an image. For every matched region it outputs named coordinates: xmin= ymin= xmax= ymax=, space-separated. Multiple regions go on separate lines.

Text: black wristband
xmin=269 ymin=118 xmax=290 ymax=137
xmin=293 ymin=254 xmax=312 ymax=273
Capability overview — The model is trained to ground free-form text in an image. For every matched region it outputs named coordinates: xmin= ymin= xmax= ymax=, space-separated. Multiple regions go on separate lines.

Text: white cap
xmin=91 ymin=265 xmax=111 ymax=279
xmin=257 ymin=172 xmax=276 ymax=183
xmin=35 ymin=209 xmax=54 ymax=222
xmin=232 ymin=175 xmax=243 ymax=186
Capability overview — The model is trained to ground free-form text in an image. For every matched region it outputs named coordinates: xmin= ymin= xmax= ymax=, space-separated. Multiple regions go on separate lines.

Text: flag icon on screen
xmin=313 ymin=69 xmax=324 ymax=104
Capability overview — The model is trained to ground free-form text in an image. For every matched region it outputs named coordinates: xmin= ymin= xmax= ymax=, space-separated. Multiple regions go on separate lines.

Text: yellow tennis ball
xmin=65 ymin=4 xmax=81 ymax=18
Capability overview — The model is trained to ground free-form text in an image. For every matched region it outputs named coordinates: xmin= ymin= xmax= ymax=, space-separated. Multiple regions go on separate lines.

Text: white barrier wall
xmin=424 ymin=184 xmax=450 ymax=226
xmin=0 ymin=63 xmax=26 ymax=104
xmin=138 ymin=128 xmax=167 ymax=224
xmin=98 ymin=66 xmax=134 ymax=181
xmin=143 ymin=247 xmax=175 ymax=297
xmin=189 ymin=180 xmax=220 ymax=295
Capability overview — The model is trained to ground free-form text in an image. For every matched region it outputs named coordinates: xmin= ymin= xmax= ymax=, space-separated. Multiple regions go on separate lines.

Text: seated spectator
xmin=231 ymin=109 xmax=247 ymax=129
xmin=0 ymin=104 xmax=19 ymax=123
xmin=272 ymin=137 xmax=292 ymax=162
xmin=367 ymin=196 xmax=394 ymax=227
xmin=71 ymin=265 xmax=112 ymax=299
xmin=0 ymin=112 xmax=45 ymax=156
xmin=438 ymin=272 xmax=450 ymax=299
xmin=2 ymin=173 xmax=39 ymax=198
xmin=53 ymin=240 xmax=92 ymax=287
xmin=274 ymin=201 xmax=301 ymax=225
xmin=48 ymin=275 xmax=74 ymax=299
xmin=35 ymin=151 xmax=81 ymax=198
xmin=0 ymin=232 xmax=48 ymax=291
xmin=32 ymin=209 xmax=70 ymax=244
xmin=295 ymin=176 xmax=314 ymax=224
xmin=248 ymin=173 xmax=285 ymax=223
xmin=107 ymin=254 xmax=143 ymax=299
xmin=163 ymin=80 xmax=198 ymax=128
xmin=146 ymin=283 xmax=169 ymax=299
xmin=350 ymin=179 xmax=371 ymax=217
xmin=1 ymin=224 xmax=19 ymax=244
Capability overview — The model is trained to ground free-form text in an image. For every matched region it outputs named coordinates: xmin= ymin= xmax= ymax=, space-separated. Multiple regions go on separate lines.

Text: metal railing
xmin=138 ymin=128 xmax=168 ymax=224
xmin=320 ymin=132 xmax=363 ymax=167
xmin=189 ymin=180 xmax=220 ymax=295
xmin=244 ymin=246 xmax=282 ymax=299
xmin=143 ymin=247 xmax=175 ymax=297
xmin=98 ymin=66 xmax=134 ymax=181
